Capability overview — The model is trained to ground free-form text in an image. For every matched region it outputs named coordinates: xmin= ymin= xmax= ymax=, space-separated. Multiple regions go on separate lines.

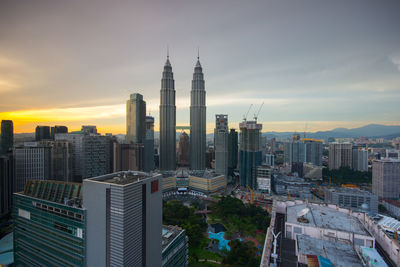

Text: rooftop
xmin=162 ymin=225 xmax=185 ymax=251
xmin=381 ymin=199 xmax=400 ymax=208
xmin=325 ymin=187 xmax=376 ymax=196
xmin=297 ymin=235 xmax=362 ymax=267
xmin=286 ymin=204 xmax=369 ymax=236
xmin=86 ymin=171 xmax=155 ymax=185
xmin=21 ymin=180 xmax=82 ymax=207
xmin=359 ymin=246 xmax=388 ymax=267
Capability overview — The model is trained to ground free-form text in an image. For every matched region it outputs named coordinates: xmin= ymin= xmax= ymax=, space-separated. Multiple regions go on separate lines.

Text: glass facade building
xmin=13 ymin=180 xmax=85 ymax=267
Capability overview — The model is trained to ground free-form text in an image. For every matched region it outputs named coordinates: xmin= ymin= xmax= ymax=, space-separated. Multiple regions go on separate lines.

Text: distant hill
xmin=263 ymin=124 xmax=400 ymax=140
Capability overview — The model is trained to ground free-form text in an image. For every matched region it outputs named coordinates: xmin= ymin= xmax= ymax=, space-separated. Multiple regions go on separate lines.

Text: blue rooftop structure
xmin=0 ymin=232 xmax=13 ymax=266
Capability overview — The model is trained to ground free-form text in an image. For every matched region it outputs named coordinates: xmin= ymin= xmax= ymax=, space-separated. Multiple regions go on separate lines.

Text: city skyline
xmin=1 ymin=0 xmax=400 ymax=134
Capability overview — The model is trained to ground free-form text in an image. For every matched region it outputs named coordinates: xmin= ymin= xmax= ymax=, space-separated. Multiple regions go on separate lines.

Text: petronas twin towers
xmin=159 ymin=53 xmax=206 ymax=171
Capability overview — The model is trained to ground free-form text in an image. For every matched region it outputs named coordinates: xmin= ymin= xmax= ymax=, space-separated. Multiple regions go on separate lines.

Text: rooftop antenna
xmin=253 ymin=102 xmax=264 ymax=122
xmin=167 ymin=45 xmax=169 ymax=59
xmin=197 ymin=46 xmax=200 ymax=60
xmin=243 ymin=104 xmax=253 ymax=121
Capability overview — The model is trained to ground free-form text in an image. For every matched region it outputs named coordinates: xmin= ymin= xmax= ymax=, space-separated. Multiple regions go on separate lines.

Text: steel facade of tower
xmin=239 ymin=120 xmax=263 ymax=190
xmin=214 ymin=115 xmax=228 ymax=177
xmin=126 ymin=93 xmax=146 ymax=144
xmin=159 ymin=57 xmax=176 ymax=171
xmin=1 ymin=120 xmax=13 ymax=155
xmin=190 ymin=57 xmax=206 ymax=170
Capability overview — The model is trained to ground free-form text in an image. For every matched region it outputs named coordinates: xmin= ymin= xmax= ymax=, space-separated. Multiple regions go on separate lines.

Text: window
xmin=151 ymin=180 xmax=159 ymax=193
xmin=294 ymin=227 xmax=302 ymax=234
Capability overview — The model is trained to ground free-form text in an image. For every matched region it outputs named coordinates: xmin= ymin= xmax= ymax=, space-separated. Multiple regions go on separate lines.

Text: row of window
xmin=33 ymin=201 xmax=83 ymax=221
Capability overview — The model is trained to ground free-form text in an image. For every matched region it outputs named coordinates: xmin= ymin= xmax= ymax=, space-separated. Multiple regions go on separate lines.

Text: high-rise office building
xmin=372 ymin=158 xmax=400 ymax=198
xmin=113 ymin=143 xmax=144 ymax=172
xmin=178 ymin=132 xmax=190 ymax=167
xmin=144 ymin=116 xmax=155 ymax=172
xmin=41 ymin=140 xmax=73 ymax=182
xmin=228 ymin=128 xmax=238 ymax=175
xmin=329 ymin=143 xmax=352 ymax=170
xmin=1 ymin=120 xmax=13 ymax=155
xmin=162 ymin=225 xmax=189 ymax=267
xmin=14 ymin=140 xmax=75 ymax=191
xmin=81 ymin=135 xmax=112 ymax=179
xmin=159 ymin=54 xmax=176 ymax=171
xmin=81 ymin=125 xmax=97 ymax=134
xmin=35 ymin=126 xmax=51 ymax=141
xmin=265 ymin=153 xmax=275 ymax=166
xmin=14 ymin=180 xmax=85 ymax=267
xmin=126 ymin=93 xmax=146 ymax=144
xmin=14 ymin=142 xmax=52 ymax=192
xmin=83 ymin=171 xmax=162 ymax=267
xmin=304 ymin=139 xmax=323 ymax=166
xmin=190 ymin=55 xmax=206 ymax=171
xmin=270 ymin=137 xmax=276 ymax=154
xmin=56 ymin=133 xmax=111 ymax=181
xmin=0 ymin=154 xmax=13 ymax=217
xmin=50 ymin=125 xmax=68 ymax=139
xmin=257 ymin=166 xmax=272 ymax=194
xmin=352 ymin=147 xmax=368 ymax=171
xmin=214 ymin=115 xmax=228 ymax=177
xmin=55 ymin=133 xmax=84 ymax=179
xmin=239 ymin=120 xmax=262 ymax=190
xmin=284 ymin=141 xmax=306 ymax=164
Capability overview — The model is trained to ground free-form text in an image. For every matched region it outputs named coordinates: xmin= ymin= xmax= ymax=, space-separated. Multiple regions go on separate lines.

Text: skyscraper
xmin=50 ymin=125 xmax=68 ymax=139
xmin=228 ymin=128 xmax=238 ymax=175
xmin=329 ymin=143 xmax=352 ymax=170
xmin=144 ymin=116 xmax=155 ymax=171
xmin=83 ymin=171 xmax=162 ymax=267
xmin=0 ymin=154 xmax=13 ymax=217
xmin=352 ymin=147 xmax=368 ymax=172
xmin=372 ymin=158 xmax=400 ymax=198
xmin=178 ymin=132 xmax=190 ymax=166
xmin=239 ymin=120 xmax=263 ymax=190
xmin=214 ymin=115 xmax=228 ymax=177
xmin=0 ymin=120 xmax=13 ymax=155
xmin=126 ymin=93 xmax=146 ymax=144
xmin=190 ymin=54 xmax=206 ymax=171
xmin=35 ymin=125 xmax=51 ymax=141
xmin=159 ymin=54 xmax=176 ymax=171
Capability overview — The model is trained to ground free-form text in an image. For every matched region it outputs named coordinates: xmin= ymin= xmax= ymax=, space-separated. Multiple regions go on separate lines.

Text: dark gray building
xmin=50 ymin=125 xmax=68 ymax=139
xmin=324 ymin=187 xmax=378 ymax=214
xmin=35 ymin=125 xmax=51 ymax=141
xmin=190 ymin=55 xmax=206 ymax=171
xmin=144 ymin=116 xmax=155 ymax=172
xmin=1 ymin=120 xmax=13 ymax=155
xmin=162 ymin=225 xmax=188 ymax=267
xmin=82 ymin=134 xmax=112 ymax=179
xmin=159 ymin=55 xmax=176 ymax=171
xmin=0 ymin=153 xmax=13 ymax=218
xmin=126 ymin=93 xmax=146 ymax=144
xmin=228 ymin=128 xmax=238 ymax=176
xmin=14 ymin=142 xmax=52 ymax=192
xmin=214 ymin=114 xmax=228 ymax=177
xmin=83 ymin=171 xmax=162 ymax=267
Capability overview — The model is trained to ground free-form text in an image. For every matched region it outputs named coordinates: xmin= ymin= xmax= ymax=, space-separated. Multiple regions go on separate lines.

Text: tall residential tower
xmin=159 ymin=55 xmax=176 ymax=171
xmin=190 ymin=55 xmax=206 ymax=170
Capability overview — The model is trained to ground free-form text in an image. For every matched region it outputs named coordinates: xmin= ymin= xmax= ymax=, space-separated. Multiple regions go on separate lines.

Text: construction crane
xmin=253 ymin=102 xmax=264 ymax=121
xmin=243 ymin=104 xmax=253 ymax=121
xmin=246 ymin=184 xmax=254 ymax=204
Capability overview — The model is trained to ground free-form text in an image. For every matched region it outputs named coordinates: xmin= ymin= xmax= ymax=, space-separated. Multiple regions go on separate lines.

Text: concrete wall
xmin=83 ymin=180 xmax=109 ymax=267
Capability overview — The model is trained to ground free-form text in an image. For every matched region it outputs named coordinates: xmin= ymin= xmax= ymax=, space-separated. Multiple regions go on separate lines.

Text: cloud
xmin=390 ymin=54 xmax=400 ymax=72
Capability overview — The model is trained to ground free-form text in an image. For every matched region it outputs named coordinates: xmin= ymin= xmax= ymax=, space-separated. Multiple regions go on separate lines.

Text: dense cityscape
xmin=1 ymin=1 xmax=400 ymax=267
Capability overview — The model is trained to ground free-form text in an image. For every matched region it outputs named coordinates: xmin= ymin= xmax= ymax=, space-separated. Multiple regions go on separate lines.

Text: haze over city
xmin=1 ymin=0 xmax=400 ymax=134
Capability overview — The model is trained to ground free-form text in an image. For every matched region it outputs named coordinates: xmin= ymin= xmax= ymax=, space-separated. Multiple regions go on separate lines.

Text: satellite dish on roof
xmin=297 ymin=208 xmax=310 ymax=217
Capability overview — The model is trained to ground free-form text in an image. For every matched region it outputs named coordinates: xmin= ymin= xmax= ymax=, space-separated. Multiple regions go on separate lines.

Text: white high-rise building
xmin=352 ymin=148 xmax=368 ymax=171
xmin=328 ymin=143 xmax=352 ymax=170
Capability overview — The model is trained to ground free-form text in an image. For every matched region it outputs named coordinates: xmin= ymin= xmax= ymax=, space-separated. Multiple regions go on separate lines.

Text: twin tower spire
xmin=159 ymin=51 xmax=206 ymax=171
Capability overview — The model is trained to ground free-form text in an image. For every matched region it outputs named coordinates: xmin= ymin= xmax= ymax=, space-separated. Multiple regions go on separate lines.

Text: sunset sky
xmin=1 ymin=0 xmax=400 ymax=134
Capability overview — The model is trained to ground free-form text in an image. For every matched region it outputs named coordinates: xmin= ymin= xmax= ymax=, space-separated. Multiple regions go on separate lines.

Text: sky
xmin=0 ymin=0 xmax=400 ymax=134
